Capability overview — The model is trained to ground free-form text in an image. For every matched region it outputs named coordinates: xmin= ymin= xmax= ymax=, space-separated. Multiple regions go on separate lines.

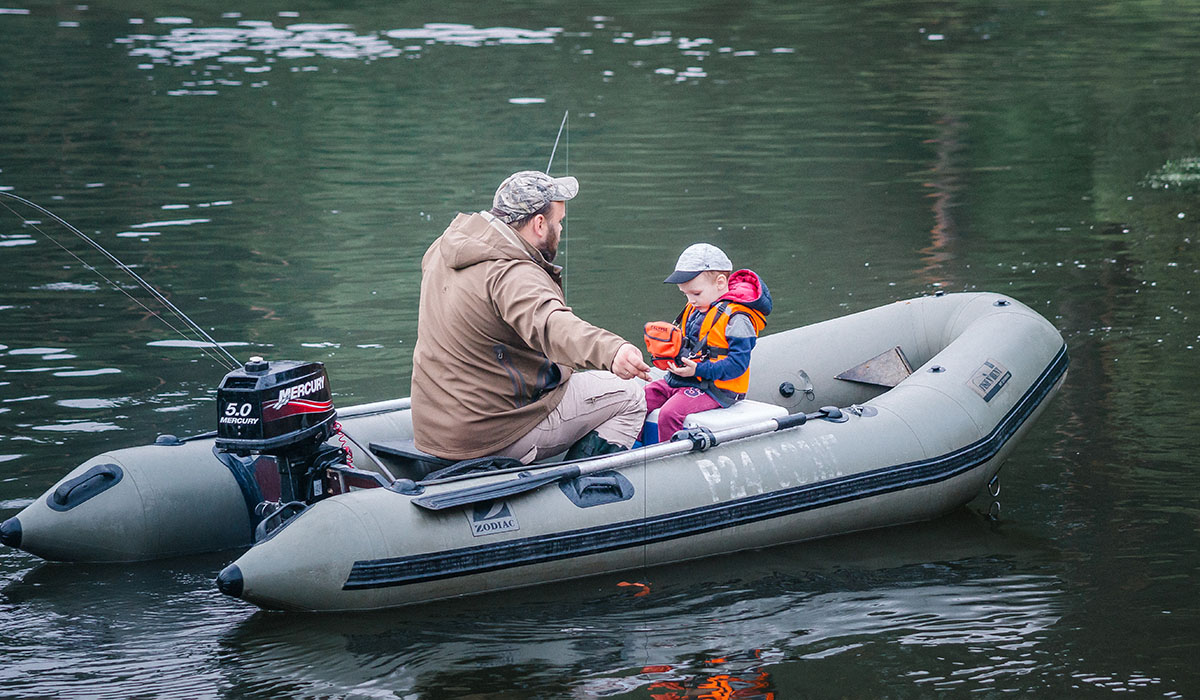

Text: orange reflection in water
xmin=919 ymin=115 xmax=964 ymax=289
xmin=644 ymin=652 xmax=775 ymax=700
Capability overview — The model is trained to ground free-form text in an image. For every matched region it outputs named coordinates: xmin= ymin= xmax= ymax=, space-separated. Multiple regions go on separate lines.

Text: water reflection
xmin=919 ymin=115 xmax=965 ymax=288
xmin=0 ymin=553 xmax=251 ymax=700
xmin=117 ymin=20 xmax=560 ymax=77
xmin=199 ymin=511 xmax=1062 ymax=697
xmin=0 ymin=510 xmax=1062 ymax=698
xmin=110 ymin=12 xmax=794 ymax=99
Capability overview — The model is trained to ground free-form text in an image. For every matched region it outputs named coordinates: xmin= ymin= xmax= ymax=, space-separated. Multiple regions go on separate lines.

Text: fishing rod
xmin=0 ymin=191 xmax=240 ymax=370
xmin=546 ymin=110 xmax=569 ymax=299
xmin=546 ymin=110 xmax=568 ymax=174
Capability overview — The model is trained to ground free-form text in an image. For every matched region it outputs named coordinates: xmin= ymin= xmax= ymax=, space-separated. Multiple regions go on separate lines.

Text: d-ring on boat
xmin=1 ymin=292 xmax=1067 ymax=612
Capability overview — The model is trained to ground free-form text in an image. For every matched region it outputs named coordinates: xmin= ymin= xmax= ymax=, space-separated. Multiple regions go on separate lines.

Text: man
xmin=411 ymin=170 xmax=650 ymax=464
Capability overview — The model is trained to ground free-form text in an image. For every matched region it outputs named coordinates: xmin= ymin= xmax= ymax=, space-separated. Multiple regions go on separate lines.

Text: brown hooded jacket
xmin=410 ymin=212 xmax=629 ymax=460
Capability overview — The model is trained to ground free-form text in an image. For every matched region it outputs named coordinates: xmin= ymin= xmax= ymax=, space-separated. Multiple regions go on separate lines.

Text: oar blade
xmin=411 ymin=466 xmax=578 ymax=511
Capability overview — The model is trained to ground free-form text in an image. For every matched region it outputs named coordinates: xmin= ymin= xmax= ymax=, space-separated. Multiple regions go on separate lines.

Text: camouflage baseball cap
xmin=492 ymin=170 xmax=579 ymax=224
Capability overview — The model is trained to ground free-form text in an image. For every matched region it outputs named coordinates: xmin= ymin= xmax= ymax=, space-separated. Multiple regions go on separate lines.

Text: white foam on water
xmin=57 ymin=398 xmax=122 ymax=409
xmin=129 ymin=218 xmax=210 ymax=228
xmin=53 ymin=368 xmax=122 ymax=377
xmin=32 ymin=420 xmax=123 ymax=432
xmin=9 ymin=347 xmax=67 ymax=355
xmin=31 ymin=282 xmax=100 ymax=292
xmin=146 ymin=339 xmax=249 ymax=348
xmin=122 ymin=20 xmax=532 ymax=74
xmin=385 ymin=24 xmax=559 ymax=46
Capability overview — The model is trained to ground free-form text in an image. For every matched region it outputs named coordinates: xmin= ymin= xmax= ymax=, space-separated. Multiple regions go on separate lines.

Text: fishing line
xmin=0 ymin=192 xmax=240 ymax=370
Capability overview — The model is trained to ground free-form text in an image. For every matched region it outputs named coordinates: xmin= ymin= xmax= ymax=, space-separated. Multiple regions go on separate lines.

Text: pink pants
xmin=643 ymin=379 xmax=721 ymax=443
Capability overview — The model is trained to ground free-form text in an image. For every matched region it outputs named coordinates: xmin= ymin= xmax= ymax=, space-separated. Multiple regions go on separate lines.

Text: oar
xmin=411 ymin=408 xmax=842 ymax=511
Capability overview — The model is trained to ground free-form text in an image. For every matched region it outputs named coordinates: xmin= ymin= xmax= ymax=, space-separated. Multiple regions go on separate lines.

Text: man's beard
xmin=539 ymin=224 xmax=560 ymax=262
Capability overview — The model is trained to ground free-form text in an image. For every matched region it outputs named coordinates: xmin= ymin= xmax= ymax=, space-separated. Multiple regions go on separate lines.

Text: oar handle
xmin=565 ymin=408 xmax=826 ymax=479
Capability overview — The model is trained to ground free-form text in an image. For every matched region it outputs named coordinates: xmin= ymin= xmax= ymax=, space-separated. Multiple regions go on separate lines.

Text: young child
xmin=643 ymin=243 xmax=772 ymax=443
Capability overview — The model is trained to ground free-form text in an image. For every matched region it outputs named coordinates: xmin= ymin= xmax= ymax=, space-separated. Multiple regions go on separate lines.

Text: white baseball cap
xmin=663 ymin=243 xmax=733 ymax=284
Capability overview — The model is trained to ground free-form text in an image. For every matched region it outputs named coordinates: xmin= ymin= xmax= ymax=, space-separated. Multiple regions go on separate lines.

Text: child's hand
xmin=667 ymin=356 xmax=699 ymax=378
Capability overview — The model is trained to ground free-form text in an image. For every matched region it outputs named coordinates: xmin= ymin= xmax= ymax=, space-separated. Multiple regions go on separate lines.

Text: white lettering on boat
xmin=723 ymin=455 xmax=745 ymax=499
xmin=763 ymin=441 xmax=799 ymax=488
xmin=696 ymin=458 xmax=721 ymax=503
xmin=697 ymin=434 xmax=841 ymax=502
xmin=740 ymin=450 xmax=765 ymax=497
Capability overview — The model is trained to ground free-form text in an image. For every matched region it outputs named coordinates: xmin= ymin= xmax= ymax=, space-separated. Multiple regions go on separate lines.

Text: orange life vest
xmin=677 ymin=300 xmax=766 ymax=396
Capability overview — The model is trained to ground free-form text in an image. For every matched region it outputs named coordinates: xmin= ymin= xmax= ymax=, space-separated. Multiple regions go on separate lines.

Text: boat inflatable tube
xmin=220 ymin=292 xmax=1067 ymax=611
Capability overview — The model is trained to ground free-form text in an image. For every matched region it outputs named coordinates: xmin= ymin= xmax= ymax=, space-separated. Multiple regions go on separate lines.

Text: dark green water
xmin=2 ymin=1 xmax=1198 ymax=697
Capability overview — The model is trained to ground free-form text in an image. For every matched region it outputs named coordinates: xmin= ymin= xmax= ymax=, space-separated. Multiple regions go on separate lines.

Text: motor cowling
xmin=215 ymin=358 xmax=343 ymax=523
xmin=216 ymin=358 xmax=336 ymax=453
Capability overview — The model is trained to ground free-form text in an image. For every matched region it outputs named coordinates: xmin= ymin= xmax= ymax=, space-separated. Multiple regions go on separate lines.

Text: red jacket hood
xmin=718 ymin=269 xmax=772 ymax=316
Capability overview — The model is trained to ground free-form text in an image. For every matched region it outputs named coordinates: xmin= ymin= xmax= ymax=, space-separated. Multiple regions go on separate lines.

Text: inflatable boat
xmin=1 ymin=292 xmax=1067 ymax=612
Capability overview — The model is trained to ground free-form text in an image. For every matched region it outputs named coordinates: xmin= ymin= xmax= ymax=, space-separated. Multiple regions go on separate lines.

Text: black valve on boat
xmin=215 ymin=357 xmax=343 ymax=506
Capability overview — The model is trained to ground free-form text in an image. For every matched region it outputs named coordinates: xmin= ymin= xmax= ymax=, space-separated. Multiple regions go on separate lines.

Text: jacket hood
xmin=719 ymin=269 xmax=772 ymax=316
xmin=440 ymin=212 xmax=559 ymax=276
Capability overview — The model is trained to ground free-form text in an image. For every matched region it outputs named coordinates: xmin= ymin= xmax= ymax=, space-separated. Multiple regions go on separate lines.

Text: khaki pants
xmin=495 ymin=371 xmax=646 ymax=464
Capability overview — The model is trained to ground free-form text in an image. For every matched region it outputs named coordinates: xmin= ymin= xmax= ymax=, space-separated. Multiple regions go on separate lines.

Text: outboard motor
xmin=215 ymin=357 xmax=345 ymax=539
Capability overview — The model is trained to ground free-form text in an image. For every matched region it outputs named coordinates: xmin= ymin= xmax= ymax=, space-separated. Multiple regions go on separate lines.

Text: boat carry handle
xmin=48 ymin=464 xmax=124 ymax=512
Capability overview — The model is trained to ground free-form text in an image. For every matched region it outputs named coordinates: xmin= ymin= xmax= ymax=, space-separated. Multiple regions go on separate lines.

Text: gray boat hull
xmin=219 ymin=292 xmax=1067 ymax=611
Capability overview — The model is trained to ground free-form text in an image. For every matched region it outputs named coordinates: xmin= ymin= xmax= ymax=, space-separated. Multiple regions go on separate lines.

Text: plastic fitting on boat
xmin=216 ymin=564 xmax=244 ymax=598
xmin=0 ymin=517 xmax=20 ymax=548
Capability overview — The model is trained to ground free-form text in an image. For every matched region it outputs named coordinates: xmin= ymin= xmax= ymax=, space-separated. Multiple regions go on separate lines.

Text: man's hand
xmin=611 ymin=343 xmax=651 ymax=381
xmin=666 ymin=356 xmax=698 ymax=378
